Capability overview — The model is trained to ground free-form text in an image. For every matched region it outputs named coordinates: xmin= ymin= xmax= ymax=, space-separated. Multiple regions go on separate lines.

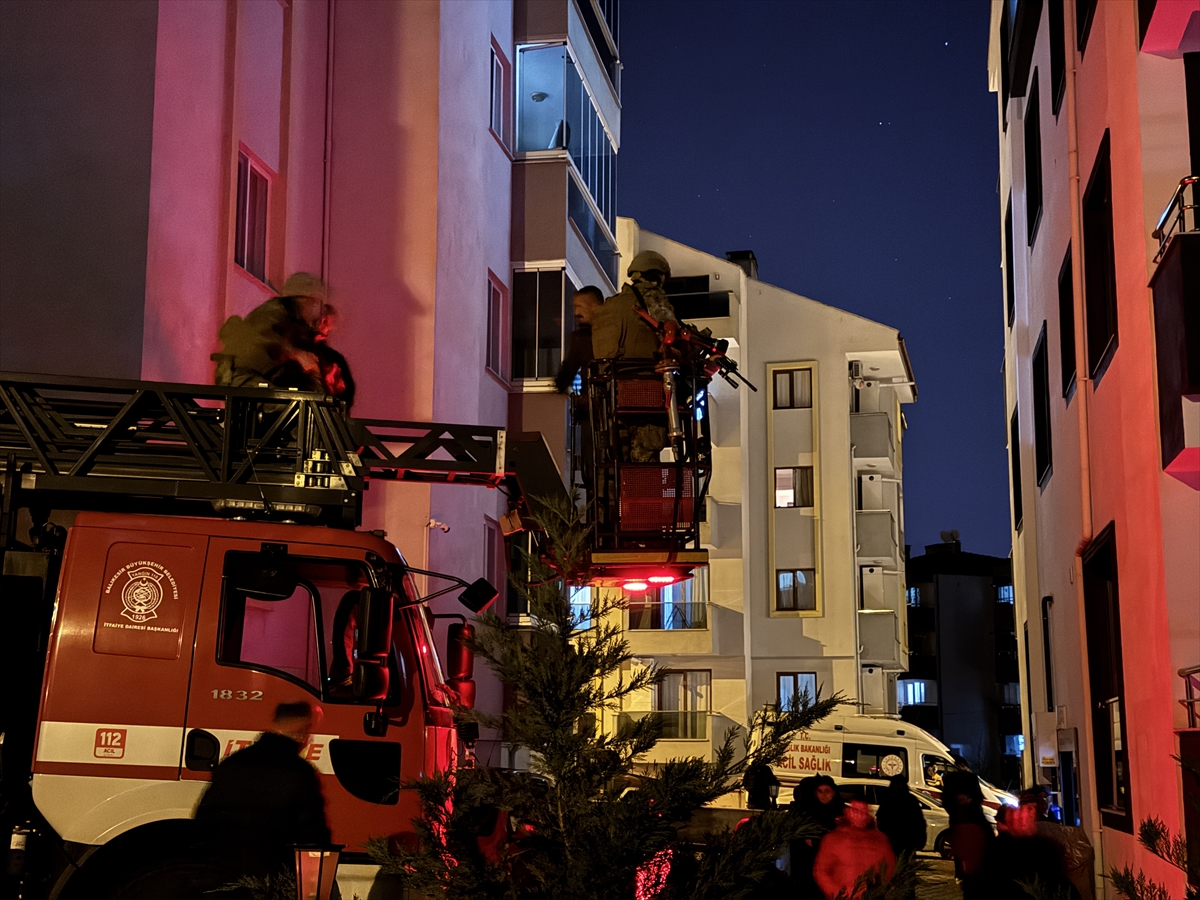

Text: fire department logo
xmin=104 ymin=560 xmax=178 ymax=624
xmin=120 ymin=567 xmax=164 ymax=622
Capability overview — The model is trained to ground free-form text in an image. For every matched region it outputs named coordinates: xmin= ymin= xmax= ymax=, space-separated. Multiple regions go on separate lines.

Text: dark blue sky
xmin=618 ymin=0 xmax=1011 ymax=558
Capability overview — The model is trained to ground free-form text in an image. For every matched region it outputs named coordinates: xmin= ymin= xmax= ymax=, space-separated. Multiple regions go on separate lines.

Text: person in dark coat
xmin=789 ymin=775 xmax=847 ymax=898
xmin=942 ymin=771 xmax=994 ymax=900
xmin=982 ymin=803 xmax=1081 ymax=900
xmin=875 ymin=775 xmax=927 ymax=856
xmin=194 ymin=701 xmax=331 ymax=882
xmin=555 ymin=286 xmax=604 ymax=392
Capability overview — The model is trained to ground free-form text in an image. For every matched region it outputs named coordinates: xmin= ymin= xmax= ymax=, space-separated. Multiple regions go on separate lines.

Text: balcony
xmin=855 ymin=509 xmax=898 ymax=565
xmin=616 ymin=710 xmax=708 ymax=740
xmin=851 ymin=411 xmax=896 ymax=475
xmin=859 ymin=609 xmax=903 ymax=668
xmin=1151 ymin=177 xmax=1200 ymax=491
xmin=627 ymin=598 xmax=708 ymax=630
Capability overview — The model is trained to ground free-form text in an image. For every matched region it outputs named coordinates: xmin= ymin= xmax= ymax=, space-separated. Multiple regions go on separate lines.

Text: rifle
xmin=672 ymin=320 xmax=758 ymax=392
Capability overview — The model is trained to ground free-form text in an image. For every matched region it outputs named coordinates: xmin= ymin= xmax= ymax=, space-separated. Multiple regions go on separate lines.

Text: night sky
xmin=618 ymin=0 xmax=1010 ymax=558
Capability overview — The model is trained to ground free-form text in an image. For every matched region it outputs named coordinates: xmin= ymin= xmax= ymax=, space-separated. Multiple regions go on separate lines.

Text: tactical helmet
xmin=627 ymin=250 xmax=671 ymax=278
xmin=279 ymin=272 xmax=329 ymax=303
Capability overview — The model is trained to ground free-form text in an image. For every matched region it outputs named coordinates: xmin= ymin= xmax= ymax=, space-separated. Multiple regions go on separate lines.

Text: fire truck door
xmin=31 ymin=524 xmax=208 ymax=842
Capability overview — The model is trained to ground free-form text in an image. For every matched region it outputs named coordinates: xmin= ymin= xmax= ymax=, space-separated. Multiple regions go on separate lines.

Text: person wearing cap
xmin=212 ymin=272 xmax=342 ymax=397
xmin=590 ymin=250 xmax=676 ymax=361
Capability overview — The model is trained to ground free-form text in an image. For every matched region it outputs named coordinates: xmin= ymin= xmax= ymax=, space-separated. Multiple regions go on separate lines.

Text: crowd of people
xmin=741 ymin=768 xmax=1094 ymax=899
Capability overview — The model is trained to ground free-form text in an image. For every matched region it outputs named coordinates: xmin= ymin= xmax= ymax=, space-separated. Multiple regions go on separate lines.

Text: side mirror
xmin=446 ymin=622 xmax=477 ymax=709
xmin=458 ymin=578 xmax=498 ymax=614
xmin=356 ymin=587 xmax=393 ymax=658
xmin=353 ymin=660 xmax=389 ymax=701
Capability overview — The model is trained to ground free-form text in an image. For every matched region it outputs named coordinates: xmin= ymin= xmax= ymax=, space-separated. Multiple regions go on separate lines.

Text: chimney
xmin=725 ymin=250 xmax=758 ymax=280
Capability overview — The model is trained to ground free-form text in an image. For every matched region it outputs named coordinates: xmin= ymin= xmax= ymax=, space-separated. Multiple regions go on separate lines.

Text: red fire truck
xmin=0 ymin=369 xmax=714 ymax=898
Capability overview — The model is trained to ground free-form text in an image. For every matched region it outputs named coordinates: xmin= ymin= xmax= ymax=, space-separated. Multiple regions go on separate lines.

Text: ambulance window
xmin=842 ymin=743 xmax=908 ymax=780
xmin=922 ymin=754 xmax=951 ymax=787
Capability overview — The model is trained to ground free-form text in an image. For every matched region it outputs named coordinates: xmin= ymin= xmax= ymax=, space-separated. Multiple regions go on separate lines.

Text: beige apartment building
xmin=589 ymin=219 xmax=918 ymax=768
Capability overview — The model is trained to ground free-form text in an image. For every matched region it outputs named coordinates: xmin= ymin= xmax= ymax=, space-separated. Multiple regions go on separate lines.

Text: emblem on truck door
xmin=104 ymin=560 xmax=178 ymax=623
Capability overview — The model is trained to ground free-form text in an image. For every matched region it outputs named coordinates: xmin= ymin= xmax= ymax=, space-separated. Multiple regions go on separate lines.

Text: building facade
xmin=600 ymin=220 xmax=918 ymax=773
xmin=989 ymin=0 xmax=1199 ymax=893
xmin=1 ymin=0 xmax=623 ymax=762
xmin=902 ymin=537 xmax=1020 ymax=788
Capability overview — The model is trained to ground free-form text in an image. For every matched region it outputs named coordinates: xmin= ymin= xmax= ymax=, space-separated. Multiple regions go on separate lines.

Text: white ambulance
xmin=772 ymin=713 xmax=1018 ymax=813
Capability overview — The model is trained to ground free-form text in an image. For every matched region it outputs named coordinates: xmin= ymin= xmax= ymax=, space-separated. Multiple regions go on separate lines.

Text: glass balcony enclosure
xmin=516 ymin=43 xmax=617 ymax=237
xmin=511 ymin=269 xmax=577 ymax=381
xmin=626 ymin=575 xmax=708 ymax=630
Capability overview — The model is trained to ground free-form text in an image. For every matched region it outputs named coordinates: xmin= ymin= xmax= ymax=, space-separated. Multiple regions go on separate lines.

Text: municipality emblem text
xmin=121 ymin=567 xmax=165 ymax=623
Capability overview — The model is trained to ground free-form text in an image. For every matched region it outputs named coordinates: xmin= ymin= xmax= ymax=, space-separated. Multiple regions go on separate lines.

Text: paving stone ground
xmin=915 ymin=856 xmax=963 ymax=900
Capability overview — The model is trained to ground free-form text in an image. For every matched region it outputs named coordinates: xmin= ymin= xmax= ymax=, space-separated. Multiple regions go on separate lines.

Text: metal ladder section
xmin=0 ymin=371 xmax=563 ymax=537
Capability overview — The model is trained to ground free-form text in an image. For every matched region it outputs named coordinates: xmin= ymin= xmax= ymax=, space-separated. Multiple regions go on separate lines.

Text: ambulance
xmin=773 ymin=712 xmax=1018 ymax=813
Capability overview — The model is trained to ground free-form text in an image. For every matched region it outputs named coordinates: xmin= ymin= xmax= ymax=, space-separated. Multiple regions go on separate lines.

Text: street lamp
xmin=767 ymin=782 xmax=781 ymax=809
xmin=294 ymin=844 xmax=343 ymax=900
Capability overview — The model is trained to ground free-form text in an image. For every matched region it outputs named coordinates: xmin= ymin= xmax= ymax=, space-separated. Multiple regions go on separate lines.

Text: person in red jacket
xmin=812 ymin=800 xmax=896 ymax=900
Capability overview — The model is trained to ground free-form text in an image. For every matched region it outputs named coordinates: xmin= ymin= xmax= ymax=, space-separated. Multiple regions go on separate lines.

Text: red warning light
xmin=647 ymin=576 xmax=675 ymax=584
xmin=622 ymin=581 xmax=649 ymax=592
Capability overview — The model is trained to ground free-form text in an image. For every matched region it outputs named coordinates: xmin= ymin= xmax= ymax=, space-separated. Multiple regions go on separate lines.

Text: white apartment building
xmin=606 ymin=219 xmax=918 ymax=765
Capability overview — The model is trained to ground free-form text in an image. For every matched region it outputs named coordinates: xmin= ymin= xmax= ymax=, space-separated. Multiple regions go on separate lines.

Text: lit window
xmin=996 ymin=585 xmax=1015 ymax=604
xmin=569 ymin=585 xmax=592 ymax=630
xmin=906 ymin=587 xmax=920 ymax=607
xmin=897 ymin=678 xmax=937 ymax=707
xmin=776 ymin=569 xmax=816 ymax=612
xmin=626 ymin=574 xmax=708 ymax=630
xmin=774 ymin=466 xmax=814 ymax=508
xmin=486 ymin=272 xmax=509 ymax=379
xmin=778 ymin=672 xmax=817 ymax=711
xmin=654 ymin=670 xmax=709 ymax=739
xmin=1004 ymin=734 xmax=1026 ymax=756
xmin=235 ymin=151 xmax=269 ymax=282
xmin=773 ymin=368 xmax=812 ymax=409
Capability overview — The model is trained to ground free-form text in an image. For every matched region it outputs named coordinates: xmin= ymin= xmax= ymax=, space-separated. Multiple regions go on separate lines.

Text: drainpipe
xmin=1062 ymin=0 xmax=1102 ymax=879
xmin=320 ymin=0 xmax=336 ymax=280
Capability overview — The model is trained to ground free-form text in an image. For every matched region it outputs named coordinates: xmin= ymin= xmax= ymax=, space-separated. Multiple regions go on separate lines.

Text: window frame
xmin=1024 ymin=70 xmax=1043 ymax=246
xmin=1005 ymin=195 xmax=1016 ymax=328
xmin=777 ymin=671 xmax=818 ymax=711
xmin=1032 ymin=322 xmax=1053 ymax=488
xmin=489 ymin=41 xmax=513 ymax=151
xmin=1083 ymin=131 xmax=1118 ymax=383
xmin=486 ymin=270 xmax=511 ymax=383
xmin=234 ymin=146 xmax=273 ymax=285
xmin=775 ymin=568 xmax=817 ymax=613
xmin=774 ymin=465 xmax=815 ymax=509
xmin=772 ymin=367 xmax=813 ymax=410
xmin=510 ymin=267 xmax=574 ymax=384
xmin=1010 ymin=406 xmax=1024 ymax=531
xmin=1058 ymin=245 xmax=1077 ymax=400
xmin=1049 ymin=0 xmax=1066 ymax=116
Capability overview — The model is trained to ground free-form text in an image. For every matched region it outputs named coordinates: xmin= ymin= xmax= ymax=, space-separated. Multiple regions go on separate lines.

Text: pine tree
xmin=366 ymin=494 xmax=847 ymax=899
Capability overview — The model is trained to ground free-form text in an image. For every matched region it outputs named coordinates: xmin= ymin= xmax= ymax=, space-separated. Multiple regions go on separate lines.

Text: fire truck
xmin=0 ymin=366 xmax=715 ymax=898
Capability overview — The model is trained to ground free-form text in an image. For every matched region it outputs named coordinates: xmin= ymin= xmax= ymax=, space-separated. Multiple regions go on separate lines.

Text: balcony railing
xmin=616 ymin=710 xmax=708 ymax=740
xmin=1181 ymin=664 xmax=1200 ymax=729
xmin=1153 ymin=175 xmax=1198 ymax=262
xmin=627 ymin=599 xmax=708 ymax=630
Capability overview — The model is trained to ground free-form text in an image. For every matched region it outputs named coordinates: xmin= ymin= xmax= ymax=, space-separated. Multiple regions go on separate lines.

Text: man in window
xmin=194 ymin=701 xmax=331 ymax=882
xmin=554 ymin=285 xmax=604 ymax=393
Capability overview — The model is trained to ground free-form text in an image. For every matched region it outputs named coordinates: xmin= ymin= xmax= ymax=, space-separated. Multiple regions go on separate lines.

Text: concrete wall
xmin=1 ymin=0 xmax=158 ymax=378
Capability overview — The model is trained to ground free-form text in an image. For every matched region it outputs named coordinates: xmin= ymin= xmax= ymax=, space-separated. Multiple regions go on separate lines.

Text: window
xmin=484 ymin=517 xmax=505 ymax=618
xmin=776 ymin=569 xmax=816 ymax=612
xmin=1049 ymin=0 xmax=1066 ymax=115
xmin=906 ymin=586 xmax=921 ymax=607
xmin=235 ymin=150 xmax=269 ymax=282
xmin=777 ymin=672 xmax=818 ymax=711
xmin=1032 ymin=322 xmax=1053 ymax=486
xmin=486 ymin=272 xmax=509 ymax=379
xmin=921 ymin=754 xmax=951 ymax=787
xmin=489 ymin=44 xmax=511 ymax=148
xmin=1005 ymin=196 xmax=1016 ymax=327
xmin=996 ymin=584 xmax=1015 ymax=603
xmin=1041 ymin=596 xmax=1055 ymax=711
xmin=773 ymin=367 xmax=813 ymax=409
xmin=567 ymin=174 xmax=617 ymax=285
xmin=511 ymin=269 xmax=572 ymax=380
xmin=1083 ymin=132 xmax=1118 ymax=381
xmin=627 ymin=574 xmax=707 ymax=630
xmin=1009 ymin=407 xmax=1023 ymax=531
xmin=1024 ymin=71 xmax=1043 ymax=245
xmin=1082 ymin=523 xmax=1132 ymax=831
xmin=843 ymin=743 xmax=908 ymax=780
xmin=569 ymin=585 xmax=593 ymax=630
xmin=1077 ymin=0 xmax=1097 ymax=54
xmin=515 ymin=43 xmax=617 ymax=232
xmin=898 ymin=678 xmax=937 ymax=707
xmin=1058 ymin=246 xmax=1077 ymax=398
xmin=655 ymin=670 xmax=710 ymax=739
xmin=774 ymin=466 xmax=814 ymax=508
xmin=218 ymin=552 xmax=375 ymax=700
xmin=1005 ymin=734 xmax=1027 ymax=756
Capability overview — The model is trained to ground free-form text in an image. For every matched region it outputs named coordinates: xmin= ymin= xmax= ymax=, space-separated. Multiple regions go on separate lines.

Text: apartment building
xmin=989 ymin=0 xmax=1199 ymax=892
xmin=901 ymin=537 xmax=1020 ymax=787
xmin=1 ymin=0 xmax=623 ymax=757
xmin=601 ymin=220 xmax=917 ymax=771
